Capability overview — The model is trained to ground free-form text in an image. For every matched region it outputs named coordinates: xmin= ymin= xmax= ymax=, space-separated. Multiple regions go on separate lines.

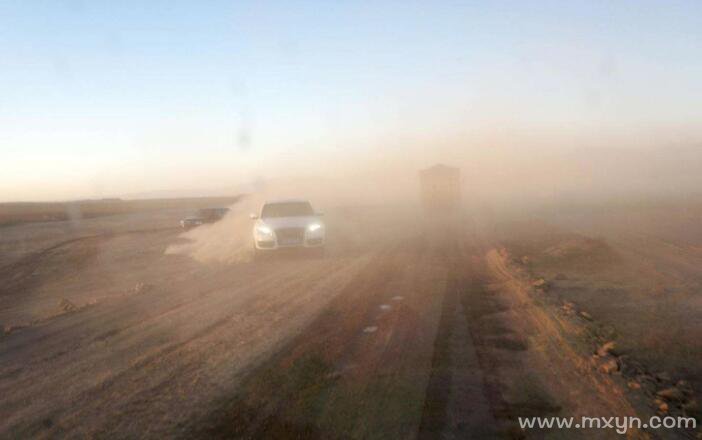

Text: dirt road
xmin=0 ymin=230 xmax=373 ymax=437
xmin=0 ymin=210 xmax=698 ymax=439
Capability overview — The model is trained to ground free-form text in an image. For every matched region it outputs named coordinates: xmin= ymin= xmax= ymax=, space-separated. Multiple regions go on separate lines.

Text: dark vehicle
xmin=180 ymin=207 xmax=229 ymax=229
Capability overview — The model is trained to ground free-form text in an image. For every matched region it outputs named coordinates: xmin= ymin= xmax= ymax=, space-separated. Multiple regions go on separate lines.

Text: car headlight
xmin=256 ymin=225 xmax=273 ymax=235
xmin=307 ymin=223 xmax=322 ymax=232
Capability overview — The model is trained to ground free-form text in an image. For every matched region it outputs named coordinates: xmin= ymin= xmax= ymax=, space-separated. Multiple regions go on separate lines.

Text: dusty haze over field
xmin=4 ymin=141 xmax=702 ymax=207
xmin=2 ymin=2 xmax=702 ymax=203
xmin=5 ymin=3 xmax=702 ymax=438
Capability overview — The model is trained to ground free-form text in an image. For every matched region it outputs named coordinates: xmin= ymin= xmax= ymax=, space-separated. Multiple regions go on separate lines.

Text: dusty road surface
xmin=1 ymin=207 xmax=700 ymax=439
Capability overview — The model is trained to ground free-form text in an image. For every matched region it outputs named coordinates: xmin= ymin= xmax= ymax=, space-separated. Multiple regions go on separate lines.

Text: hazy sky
xmin=1 ymin=1 xmax=701 ymax=201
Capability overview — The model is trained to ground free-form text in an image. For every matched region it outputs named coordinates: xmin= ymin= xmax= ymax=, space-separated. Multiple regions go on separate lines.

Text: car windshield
xmin=261 ymin=202 xmax=314 ymax=218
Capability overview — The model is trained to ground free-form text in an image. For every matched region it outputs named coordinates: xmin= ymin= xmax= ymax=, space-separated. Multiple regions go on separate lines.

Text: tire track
xmin=418 ymin=239 xmax=508 ymax=439
xmin=0 ymin=254 xmax=369 ymax=438
xmin=182 ymin=241 xmax=448 ymax=439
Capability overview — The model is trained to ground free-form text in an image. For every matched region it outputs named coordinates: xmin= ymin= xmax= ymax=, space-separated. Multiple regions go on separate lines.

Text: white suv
xmin=251 ymin=199 xmax=325 ymax=255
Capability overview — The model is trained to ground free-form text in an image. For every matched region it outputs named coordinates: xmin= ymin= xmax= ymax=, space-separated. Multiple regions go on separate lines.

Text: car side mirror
xmin=249 ymin=213 xmax=258 ymax=220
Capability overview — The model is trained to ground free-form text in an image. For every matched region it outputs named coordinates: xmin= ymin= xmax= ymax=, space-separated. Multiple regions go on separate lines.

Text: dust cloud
xmin=165 ymin=199 xmax=257 ymax=264
xmin=162 ymin=171 xmax=425 ymax=263
xmin=164 ymin=138 xmax=702 ymax=264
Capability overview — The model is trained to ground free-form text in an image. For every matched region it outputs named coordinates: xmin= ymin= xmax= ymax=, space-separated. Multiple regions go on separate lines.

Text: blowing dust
xmin=163 ymin=175 xmax=419 ymax=263
xmin=164 ymin=199 xmax=257 ymax=264
xmin=164 ymin=141 xmax=702 ymax=264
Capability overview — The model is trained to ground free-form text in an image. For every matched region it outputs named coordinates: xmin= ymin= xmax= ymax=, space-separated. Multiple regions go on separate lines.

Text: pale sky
xmin=1 ymin=1 xmax=701 ymax=201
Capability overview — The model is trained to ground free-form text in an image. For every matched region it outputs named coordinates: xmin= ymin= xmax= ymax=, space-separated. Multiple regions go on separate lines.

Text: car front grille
xmin=275 ymin=227 xmax=305 ymax=245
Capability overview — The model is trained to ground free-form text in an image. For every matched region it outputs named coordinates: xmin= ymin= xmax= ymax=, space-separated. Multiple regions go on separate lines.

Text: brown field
xmin=1 ymin=200 xmax=700 ymax=439
xmin=0 ymin=196 xmax=242 ymax=227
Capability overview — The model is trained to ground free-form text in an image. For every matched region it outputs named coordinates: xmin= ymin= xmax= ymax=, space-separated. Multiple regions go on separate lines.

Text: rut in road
xmin=418 ymin=257 xmax=501 ymax=439
xmin=186 ymin=240 xmax=447 ymax=439
xmin=418 ymin=238 xmax=535 ymax=439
